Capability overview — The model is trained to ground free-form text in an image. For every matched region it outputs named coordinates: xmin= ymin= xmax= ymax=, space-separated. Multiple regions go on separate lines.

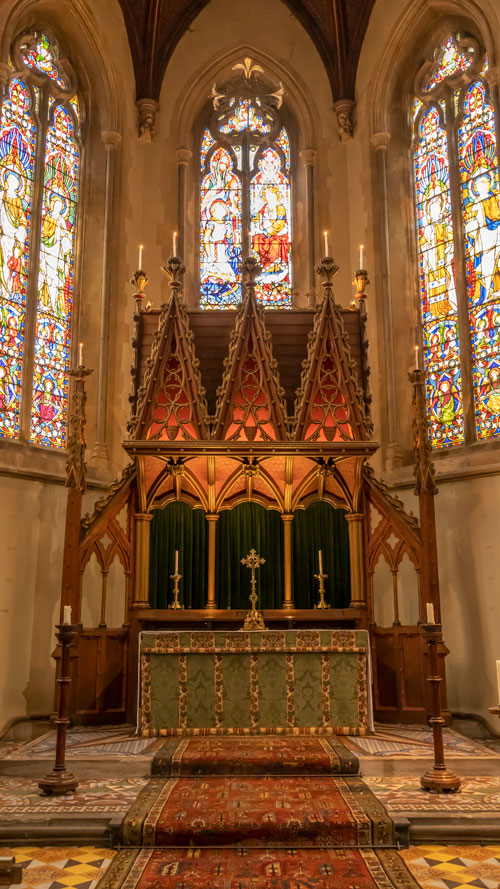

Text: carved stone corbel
xmin=334 ymin=99 xmax=355 ymax=143
xmin=137 ymin=98 xmax=159 ymax=142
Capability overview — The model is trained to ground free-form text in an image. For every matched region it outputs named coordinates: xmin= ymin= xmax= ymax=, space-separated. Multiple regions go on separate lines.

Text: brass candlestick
xmin=241 ymin=548 xmax=266 ymax=630
xmin=314 ymin=570 xmax=330 ymax=609
xmin=169 ymin=572 xmax=183 ymax=610
xmin=420 ymin=622 xmax=461 ymax=793
xmin=38 ymin=624 xmax=79 ymax=795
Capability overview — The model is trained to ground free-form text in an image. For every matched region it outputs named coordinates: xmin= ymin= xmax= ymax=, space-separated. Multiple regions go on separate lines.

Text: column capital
xmin=134 ymin=511 xmax=153 ymax=522
xmin=299 ymin=148 xmax=317 ymax=167
xmin=206 ymin=513 xmax=219 ymax=523
xmin=484 ymin=65 xmax=499 ymax=90
xmin=176 ymin=147 xmax=193 ymax=166
xmin=345 ymin=512 xmax=365 ymax=522
xmin=101 ymin=129 xmax=121 ymax=150
xmin=281 ymin=513 xmax=294 ymax=523
xmin=370 ymin=131 xmax=391 ymax=152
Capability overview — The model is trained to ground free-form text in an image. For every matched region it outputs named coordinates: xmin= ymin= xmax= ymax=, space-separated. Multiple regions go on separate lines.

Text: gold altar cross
xmin=241 ymin=548 xmax=267 ymax=630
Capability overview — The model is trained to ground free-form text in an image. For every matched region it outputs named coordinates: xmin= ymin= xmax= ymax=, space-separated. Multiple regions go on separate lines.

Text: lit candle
xmin=138 ymin=244 xmax=144 ymax=269
xmin=415 ymin=345 xmax=421 ymax=371
xmin=496 ymin=660 xmax=500 ymax=705
xmin=323 ymin=231 xmax=329 ymax=257
xmin=426 ymin=602 xmax=435 ymax=624
xmin=173 ymin=231 xmax=178 ymax=256
xmin=359 ymin=244 xmax=364 ymax=268
xmin=175 ymin=550 xmax=179 ymax=574
xmin=318 ymin=549 xmax=323 ymax=574
xmin=63 ymin=605 xmax=72 ymax=625
xmin=78 ymin=342 xmax=83 ymax=366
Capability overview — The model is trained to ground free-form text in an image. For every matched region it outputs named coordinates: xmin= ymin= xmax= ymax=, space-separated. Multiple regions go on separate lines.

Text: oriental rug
xmin=122 ymin=774 xmax=393 ymax=847
xmin=139 ymin=629 xmax=370 ymax=736
xmin=151 ymin=734 xmax=358 ymax=776
xmin=99 ymin=847 xmax=418 ymax=889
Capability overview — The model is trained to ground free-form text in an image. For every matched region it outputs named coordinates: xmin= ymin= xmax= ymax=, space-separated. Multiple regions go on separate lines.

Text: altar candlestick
xmin=323 ymin=231 xmax=329 ymax=257
xmin=496 ymin=661 xmax=500 ymax=704
xmin=78 ymin=342 xmax=83 ymax=366
xmin=318 ymin=549 xmax=323 ymax=574
xmin=359 ymin=244 xmax=364 ymax=268
xmin=175 ymin=550 xmax=179 ymax=574
xmin=138 ymin=244 xmax=143 ymax=269
xmin=426 ymin=602 xmax=435 ymax=624
xmin=173 ymin=231 xmax=178 ymax=256
xmin=63 ymin=605 xmax=72 ymax=625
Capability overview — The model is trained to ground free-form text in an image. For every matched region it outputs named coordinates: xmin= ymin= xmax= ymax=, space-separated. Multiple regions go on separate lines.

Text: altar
xmin=138 ymin=629 xmax=372 ymax=736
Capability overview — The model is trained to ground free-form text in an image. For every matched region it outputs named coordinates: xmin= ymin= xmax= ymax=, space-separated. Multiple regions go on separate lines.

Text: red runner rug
xmin=100 ymin=847 xmax=418 ymax=889
xmin=151 ymin=735 xmax=359 ymax=776
xmin=123 ymin=775 xmax=393 ymax=847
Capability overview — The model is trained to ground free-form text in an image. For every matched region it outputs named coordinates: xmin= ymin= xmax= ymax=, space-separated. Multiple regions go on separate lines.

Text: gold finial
xmin=233 ymin=57 xmax=264 ymax=80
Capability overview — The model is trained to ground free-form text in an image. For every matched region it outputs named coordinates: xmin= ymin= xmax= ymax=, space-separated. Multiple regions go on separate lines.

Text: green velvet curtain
xmin=149 ymin=502 xmax=208 ymax=609
xmin=215 ymin=502 xmax=283 ymax=609
xmin=292 ymin=502 xmax=350 ymax=608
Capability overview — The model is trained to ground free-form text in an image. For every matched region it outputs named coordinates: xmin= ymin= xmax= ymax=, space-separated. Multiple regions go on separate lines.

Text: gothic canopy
xmin=117 ymin=0 xmax=375 ymax=103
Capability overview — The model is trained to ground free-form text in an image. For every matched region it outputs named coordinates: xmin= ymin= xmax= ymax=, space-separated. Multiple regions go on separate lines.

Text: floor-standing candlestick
xmin=169 ymin=569 xmax=183 ymax=610
xmin=420 ymin=622 xmax=460 ymax=793
xmin=38 ymin=624 xmax=79 ymax=794
xmin=242 ymin=549 xmax=266 ymax=630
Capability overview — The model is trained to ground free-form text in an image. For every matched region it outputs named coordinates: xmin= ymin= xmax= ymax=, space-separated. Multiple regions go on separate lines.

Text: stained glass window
xmin=200 ymin=68 xmax=292 ymax=310
xmin=413 ymin=33 xmax=500 ymax=448
xmin=0 ymin=32 xmax=80 ymax=449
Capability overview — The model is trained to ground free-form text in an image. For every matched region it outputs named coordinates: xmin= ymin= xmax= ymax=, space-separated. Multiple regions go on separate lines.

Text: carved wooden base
xmin=38 ymin=768 xmax=79 ymax=795
xmin=420 ymin=767 xmax=461 ymax=793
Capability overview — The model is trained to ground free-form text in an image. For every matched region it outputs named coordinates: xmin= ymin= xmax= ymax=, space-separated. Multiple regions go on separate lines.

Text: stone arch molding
xmin=1 ymin=0 xmax=127 ymax=133
xmin=168 ymin=44 xmax=318 ymax=152
xmin=366 ymin=0 xmax=497 ymax=137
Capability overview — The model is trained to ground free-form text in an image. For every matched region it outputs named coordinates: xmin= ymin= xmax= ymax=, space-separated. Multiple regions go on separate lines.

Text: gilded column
xmin=91 ymin=129 xmax=121 ymax=469
xmin=176 ymin=148 xmax=192 ymax=261
xmin=206 ymin=514 xmax=219 ymax=610
xmin=133 ymin=512 xmax=153 ymax=606
xmin=281 ymin=514 xmax=294 ymax=610
xmin=345 ymin=513 xmax=366 ymax=608
xmin=370 ymin=131 xmax=402 ymax=470
xmin=299 ymin=149 xmax=316 ymax=302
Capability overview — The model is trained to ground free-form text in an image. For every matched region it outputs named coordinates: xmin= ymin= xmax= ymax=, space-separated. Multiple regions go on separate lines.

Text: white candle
xmin=359 ymin=244 xmax=364 ymax=268
xmin=323 ymin=231 xmax=329 ymax=257
xmin=78 ymin=342 xmax=83 ymax=366
xmin=318 ymin=549 xmax=323 ymax=574
xmin=63 ymin=605 xmax=72 ymax=625
xmin=426 ymin=602 xmax=435 ymax=624
xmin=173 ymin=231 xmax=178 ymax=256
xmin=415 ymin=345 xmax=421 ymax=370
xmin=138 ymin=244 xmax=144 ymax=269
xmin=175 ymin=550 xmax=179 ymax=574
xmin=496 ymin=660 xmax=500 ymax=705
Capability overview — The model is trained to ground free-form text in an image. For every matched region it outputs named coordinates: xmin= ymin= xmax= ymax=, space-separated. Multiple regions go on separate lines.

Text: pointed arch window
xmin=0 ymin=31 xmax=80 ymax=449
xmin=199 ymin=61 xmax=292 ymax=309
xmin=413 ymin=33 xmax=500 ymax=449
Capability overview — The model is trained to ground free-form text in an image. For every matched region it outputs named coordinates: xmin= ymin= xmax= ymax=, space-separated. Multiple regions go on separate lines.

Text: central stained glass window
xmin=200 ymin=67 xmax=292 ymax=310
xmin=413 ymin=33 xmax=500 ymax=448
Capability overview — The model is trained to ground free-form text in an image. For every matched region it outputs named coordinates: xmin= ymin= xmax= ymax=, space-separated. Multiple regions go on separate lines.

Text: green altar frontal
xmin=139 ymin=629 xmax=371 ymax=736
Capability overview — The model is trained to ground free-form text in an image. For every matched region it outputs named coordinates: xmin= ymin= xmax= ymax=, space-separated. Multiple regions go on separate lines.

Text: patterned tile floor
xmin=402 ymin=846 xmax=500 ymax=889
xmin=4 ymin=846 xmax=500 ymax=889
xmin=346 ymin=728 xmax=498 ymax=760
xmin=3 ymin=846 xmax=116 ymax=889
xmin=2 ymin=724 xmax=496 ymax=763
xmin=0 ymin=777 xmax=147 ymax=816
xmin=365 ymin=777 xmax=500 ymax=814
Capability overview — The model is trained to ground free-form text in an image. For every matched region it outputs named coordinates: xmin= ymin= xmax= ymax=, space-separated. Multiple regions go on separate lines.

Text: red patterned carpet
xmin=123 ymin=774 xmax=392 ymax=847
xmin=151 ymin=735 xmax=358 ymax=776
xmin=100 ymin=847 xmax=418 ymax=889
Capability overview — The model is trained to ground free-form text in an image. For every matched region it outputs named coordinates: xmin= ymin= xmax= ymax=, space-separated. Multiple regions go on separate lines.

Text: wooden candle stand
xmin=38 ymin=625 xmax=79 ymax=795
xmin=420 ymin=622 xmax=461 ymax=793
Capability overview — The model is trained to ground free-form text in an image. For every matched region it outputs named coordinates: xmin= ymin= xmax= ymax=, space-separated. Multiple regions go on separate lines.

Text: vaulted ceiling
xmin=117 ymin=0 xmax=375 ymax=104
